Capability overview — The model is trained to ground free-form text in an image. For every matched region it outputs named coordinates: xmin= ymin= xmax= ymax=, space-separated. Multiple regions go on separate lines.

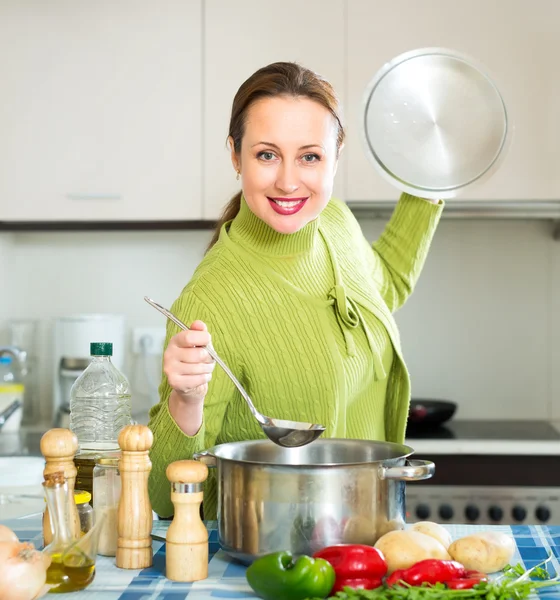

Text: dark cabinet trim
xmin=0 ymin=220 xmax=217 ymax=232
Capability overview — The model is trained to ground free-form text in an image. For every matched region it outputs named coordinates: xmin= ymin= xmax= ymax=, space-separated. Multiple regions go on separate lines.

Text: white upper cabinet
xmin=203 ymin=0 xmax=347 ymax=221
xmin=347 ymin=0 xmax=560 ymax=202
xmin=0 ymin=1 xmax=202 ymax=221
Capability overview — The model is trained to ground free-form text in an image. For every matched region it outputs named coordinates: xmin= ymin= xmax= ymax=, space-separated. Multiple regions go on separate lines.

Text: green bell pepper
xmin=246 ymin=551 xmax=335 ymax=600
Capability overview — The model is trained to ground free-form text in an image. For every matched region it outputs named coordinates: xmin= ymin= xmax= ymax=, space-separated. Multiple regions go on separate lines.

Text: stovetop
xmin=406 ymin=419 xmax=560 ymax=441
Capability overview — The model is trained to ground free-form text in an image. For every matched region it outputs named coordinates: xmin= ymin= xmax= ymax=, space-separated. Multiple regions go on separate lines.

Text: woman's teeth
xmin=273 ymin=199 xmax=303 ymax=207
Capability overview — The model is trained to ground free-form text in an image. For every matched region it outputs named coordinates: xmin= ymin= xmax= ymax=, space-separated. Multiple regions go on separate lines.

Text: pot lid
xmin=362 ymin=47 xmax=511 ymax=200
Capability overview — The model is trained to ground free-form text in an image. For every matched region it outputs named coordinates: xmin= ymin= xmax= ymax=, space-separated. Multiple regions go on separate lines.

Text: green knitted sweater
xmin=148 ymin=193 xmax=443 ymax=519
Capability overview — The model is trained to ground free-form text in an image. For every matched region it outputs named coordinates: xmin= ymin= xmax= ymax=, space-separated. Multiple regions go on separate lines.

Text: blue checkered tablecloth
xmin=3 ymin=515 xmax=560 ymax=599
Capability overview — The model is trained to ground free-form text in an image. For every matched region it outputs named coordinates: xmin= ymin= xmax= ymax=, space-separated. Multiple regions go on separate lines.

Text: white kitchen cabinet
xmin=347 ymin=0 xmax=560 ymax=202
xmin=203 ymin=0 xmax=347 ymax=220
xmin=0 ymin=1 xmax=202 ymax=222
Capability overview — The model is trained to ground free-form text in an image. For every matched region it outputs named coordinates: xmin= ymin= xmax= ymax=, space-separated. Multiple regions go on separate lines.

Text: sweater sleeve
xmin=370 ymin=193 xmax=443 ymax=313
xmin=147 ymin=286 xmax=236 ymax=518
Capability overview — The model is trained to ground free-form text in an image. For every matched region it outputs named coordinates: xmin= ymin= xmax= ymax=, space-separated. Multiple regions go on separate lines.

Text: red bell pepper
xmin=388 ymin=559 xmax=466 ymax=586
xmin=386 ymin=560 xmax=488 ymax=589
xmin=447 ymin=570 xmax=488 ymax=589
xmin=313 ymin=544 xmax=387 ymax=593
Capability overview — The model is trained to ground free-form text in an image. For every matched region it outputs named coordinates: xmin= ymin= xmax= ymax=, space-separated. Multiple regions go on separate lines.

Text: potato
xmin=448 ymin=531 xmax=515 ymax=573
xmin=374 ymin=530 xmax=451 ymax=574
xmin=411 ymin=521 xmax=453 ymax=550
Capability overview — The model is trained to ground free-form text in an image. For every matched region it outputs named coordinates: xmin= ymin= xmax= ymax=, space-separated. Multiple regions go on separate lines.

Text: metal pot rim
xmin=196 ymin=438 xmax=415 ymax=468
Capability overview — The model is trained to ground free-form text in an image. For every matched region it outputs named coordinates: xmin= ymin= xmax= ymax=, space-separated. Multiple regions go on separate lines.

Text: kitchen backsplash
xmin=1 ymin=214 xmax=558 ymax=424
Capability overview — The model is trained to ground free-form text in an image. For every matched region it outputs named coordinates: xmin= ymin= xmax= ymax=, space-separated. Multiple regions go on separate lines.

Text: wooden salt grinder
xmin=165 ymin=460 xmax=209 ymax=582
xmin=116 ymin=424 xmax=154 ymax=569
xmin=40 ymin=428 xmax=81 ymax=545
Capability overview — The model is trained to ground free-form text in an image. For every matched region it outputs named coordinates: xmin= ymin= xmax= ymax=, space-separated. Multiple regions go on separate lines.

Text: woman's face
xmin=230 ymin=96 xmax=341 ymax=235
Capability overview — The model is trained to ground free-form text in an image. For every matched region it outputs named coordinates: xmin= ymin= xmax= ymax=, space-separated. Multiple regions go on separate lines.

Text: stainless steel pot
xmin=194 ymin=438 xmax=434 ymax=564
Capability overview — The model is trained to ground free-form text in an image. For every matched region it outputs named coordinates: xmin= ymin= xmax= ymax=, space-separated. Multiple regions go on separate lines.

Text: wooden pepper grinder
xmin=40 ymin=428 xmax=81 ymax=545
xmin=165 ymin=460 xmax=209 ymax=582
xmin=116 ymin=424 xmax=154 ymax=569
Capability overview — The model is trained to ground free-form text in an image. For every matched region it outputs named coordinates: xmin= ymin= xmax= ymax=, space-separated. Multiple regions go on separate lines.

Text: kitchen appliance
xmin=145 ymin=296 xmax=325 ymax=448
xmin=405 ymin=419 xmax=560 ymax=526
xmin=194 ymin=438 xmax=434 ymax=564
xmin=52 ymin=315 xmax=126 ymax=427
xmin=363 ymin=47 xmax=510 ymax=200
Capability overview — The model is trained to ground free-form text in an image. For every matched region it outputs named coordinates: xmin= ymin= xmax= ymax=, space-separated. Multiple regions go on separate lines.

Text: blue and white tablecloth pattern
xmin=2 ymin=515 xmax=560 ymax=600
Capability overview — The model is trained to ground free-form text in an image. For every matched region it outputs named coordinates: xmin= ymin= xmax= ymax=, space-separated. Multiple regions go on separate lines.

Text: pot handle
xmin=379 ymin=459 xmax=435 ymax=481
xmin=192 ymin=450 xmax=217 ymax=468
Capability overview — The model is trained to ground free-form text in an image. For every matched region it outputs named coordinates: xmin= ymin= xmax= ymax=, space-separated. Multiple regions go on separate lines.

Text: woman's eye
xmin=302 ymin=153 xmax=320 ymax=163
xmin=258 ymin=151 xmax=276 ymax=161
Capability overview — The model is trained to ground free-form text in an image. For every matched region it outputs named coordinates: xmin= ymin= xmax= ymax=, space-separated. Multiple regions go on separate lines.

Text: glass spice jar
xmin=74 ymin=490 xmax=93 ymax=535
xmin=93 ymin=457 xmax=121 ymax=557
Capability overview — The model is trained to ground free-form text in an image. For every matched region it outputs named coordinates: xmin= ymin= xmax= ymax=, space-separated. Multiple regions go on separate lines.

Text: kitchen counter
xmin=0 ymin=427 xmax=45 ymax=456
xmin=405 ymin=421 xmax=560 ymax=455
xmin=2 ymin=516 xmax=560 ymax=599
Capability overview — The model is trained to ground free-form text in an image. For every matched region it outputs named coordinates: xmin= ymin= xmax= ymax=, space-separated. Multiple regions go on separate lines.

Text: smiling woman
xmin=232 ymin=95 xmax=340 ymax=233
xmin=147 ymin=61 xmax=444 ymax=521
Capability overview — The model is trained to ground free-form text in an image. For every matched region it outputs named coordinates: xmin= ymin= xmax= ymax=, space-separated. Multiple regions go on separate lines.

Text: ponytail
xmin=206 ymin=191 xmax=242 ymax=253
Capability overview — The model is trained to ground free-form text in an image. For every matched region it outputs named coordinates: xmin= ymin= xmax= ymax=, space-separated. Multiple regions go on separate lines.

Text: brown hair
xmin=206 ymin=61 xmax=345 ymax=251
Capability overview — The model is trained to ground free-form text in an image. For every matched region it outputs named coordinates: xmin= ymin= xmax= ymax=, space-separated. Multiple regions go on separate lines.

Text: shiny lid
xmin=363 ymin=47 xmax=510 ymax=200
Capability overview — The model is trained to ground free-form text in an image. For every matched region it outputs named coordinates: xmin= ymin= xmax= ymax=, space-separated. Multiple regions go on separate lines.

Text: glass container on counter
xmin=43 ymin=472 xmax=102 ymax=593
xmin=74 ymin=490 xmax=93 ymax=535
xmin=69 ymin=342 xmax=132 ymax=453
xmin=0 ymin=354 xmax=24 ymax=431
xmin=93 ymin=457 xmax=121 ymax=556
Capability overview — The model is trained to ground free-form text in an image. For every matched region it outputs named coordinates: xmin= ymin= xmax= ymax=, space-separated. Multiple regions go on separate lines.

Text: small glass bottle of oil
xmin=43 ymin=472 xmax=97 ymax=593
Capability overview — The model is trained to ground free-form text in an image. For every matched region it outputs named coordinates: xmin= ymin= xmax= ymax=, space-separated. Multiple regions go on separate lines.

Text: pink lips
xmin=267 ymin=197 xmax=308 ymax=216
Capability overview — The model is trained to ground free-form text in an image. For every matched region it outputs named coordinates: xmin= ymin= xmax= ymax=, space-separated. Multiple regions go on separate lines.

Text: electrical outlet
xmin=132 ymin=327 xmax=167 ymax=355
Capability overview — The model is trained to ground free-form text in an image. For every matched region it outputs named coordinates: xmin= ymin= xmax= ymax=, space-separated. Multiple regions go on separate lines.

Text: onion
xmin=0 ymin=542 xmax=51 ymax=600
xmin=0 ymin=524 xmax=18 ymax=543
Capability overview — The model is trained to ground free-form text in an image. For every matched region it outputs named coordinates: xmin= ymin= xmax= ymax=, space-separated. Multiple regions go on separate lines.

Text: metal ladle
xmin=144 ymin=297 xmax=325 ymax=448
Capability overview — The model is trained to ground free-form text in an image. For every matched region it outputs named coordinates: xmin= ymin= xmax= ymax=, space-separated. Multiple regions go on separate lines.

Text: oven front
xmin=405 ymin=453 xmax=560 ymax=526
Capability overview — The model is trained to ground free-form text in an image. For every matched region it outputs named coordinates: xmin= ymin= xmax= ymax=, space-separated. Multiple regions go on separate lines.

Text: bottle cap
xmin=90 ymin=342 xmax=113 ymax=356
xmin=0 ymin=356 xmax=12 ymax=365
xmin=74 ymin=490 xmax=92 ymax=505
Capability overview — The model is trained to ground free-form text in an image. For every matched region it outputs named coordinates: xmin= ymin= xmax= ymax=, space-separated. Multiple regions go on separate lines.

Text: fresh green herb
xmin=306 ymin=558 xmax=559 ymax=600
xmin=503 ymin=563 xmax=551 ymax=581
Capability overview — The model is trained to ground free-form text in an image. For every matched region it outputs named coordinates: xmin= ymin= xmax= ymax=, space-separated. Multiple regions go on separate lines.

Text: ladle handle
xmin=144 ymin=297 xmax=265 ymax=424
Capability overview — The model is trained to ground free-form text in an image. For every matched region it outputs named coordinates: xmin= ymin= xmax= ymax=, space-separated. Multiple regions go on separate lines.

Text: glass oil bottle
xmin=43 ymin=471 xmax=100 ymax=593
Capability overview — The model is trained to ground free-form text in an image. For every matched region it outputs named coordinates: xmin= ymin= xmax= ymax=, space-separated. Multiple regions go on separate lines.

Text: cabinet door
xmin=347 ymin=0 xmax=560 ymax=202
xmin=0 ymin=1 xmax=202 ymax=221
xmin=203 ymin=0 xmax=346 ymax=220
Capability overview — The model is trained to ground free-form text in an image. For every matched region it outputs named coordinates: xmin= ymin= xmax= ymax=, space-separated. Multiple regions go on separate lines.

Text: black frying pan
xmin=407 ymin=399 xmax=457 ymax=427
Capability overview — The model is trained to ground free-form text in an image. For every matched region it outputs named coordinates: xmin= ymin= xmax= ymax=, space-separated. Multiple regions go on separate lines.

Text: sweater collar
xmin=228 ymin=196 xmax=320 ymax=257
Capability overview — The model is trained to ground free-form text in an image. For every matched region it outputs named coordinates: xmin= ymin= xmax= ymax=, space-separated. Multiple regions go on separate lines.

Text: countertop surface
xmin=2 ymin=517 xmax=560 ymax=599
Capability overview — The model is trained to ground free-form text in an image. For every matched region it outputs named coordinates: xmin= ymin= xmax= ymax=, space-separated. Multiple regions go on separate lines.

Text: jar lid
xmin=95 ymin=457 xmax=119 ymax=467
xmin=74 ymin=490 xmax=92 ymax=504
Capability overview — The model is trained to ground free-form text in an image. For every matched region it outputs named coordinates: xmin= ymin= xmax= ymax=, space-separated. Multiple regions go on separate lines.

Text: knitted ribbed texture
xmin=148 ymin=193 xmax=443 ymax=519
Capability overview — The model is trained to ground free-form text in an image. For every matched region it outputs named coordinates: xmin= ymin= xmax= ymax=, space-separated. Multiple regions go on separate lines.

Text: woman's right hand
xmin=163 ymin=320 xmax=215 ymax=403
